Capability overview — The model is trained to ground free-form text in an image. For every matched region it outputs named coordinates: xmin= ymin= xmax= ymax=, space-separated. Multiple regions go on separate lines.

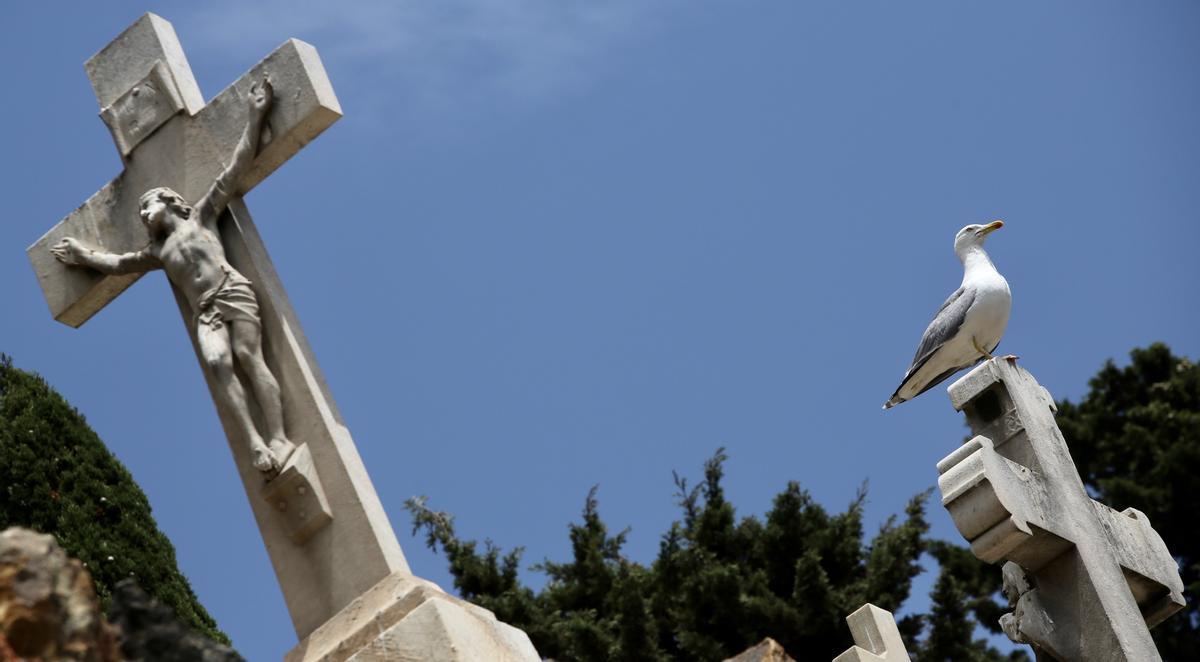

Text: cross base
xmin=284 ymin=573 xmax=539 ymax=662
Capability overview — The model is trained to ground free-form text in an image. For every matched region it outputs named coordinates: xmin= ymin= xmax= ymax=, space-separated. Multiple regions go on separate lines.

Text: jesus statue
xmin=51 ymin=77 xmax=295 ymax=474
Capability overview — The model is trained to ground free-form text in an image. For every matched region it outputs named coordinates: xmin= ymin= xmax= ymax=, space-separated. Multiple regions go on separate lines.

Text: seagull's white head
xmin=954 ymin=220 xmax=1003 ymax=260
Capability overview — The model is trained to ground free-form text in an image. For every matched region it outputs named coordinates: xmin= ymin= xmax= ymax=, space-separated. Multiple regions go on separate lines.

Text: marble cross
xmin=26 ymin=14 xmax=411 ymax=640
xmin=937 ymin=359 xmax=1185 ymax=660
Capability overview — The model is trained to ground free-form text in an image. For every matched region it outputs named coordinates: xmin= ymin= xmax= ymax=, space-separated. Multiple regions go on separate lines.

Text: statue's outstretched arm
xmin=197 ymin=76 xmax=274 ymax=228
xmin=51 ymin=238 xmax=161 ymax=274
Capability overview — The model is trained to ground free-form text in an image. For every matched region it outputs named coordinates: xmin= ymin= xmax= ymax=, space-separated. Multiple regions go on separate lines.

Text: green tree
xmin=408 ymin=486 xmax=661 ymax=661
xmin=408 ymin=448 xmax=943 ymax=661
xmin=0 ymin=356 xmax=229 ymax=644
xmin=410 ymin=343 xmax=1200 ymax=660
xmin=920 ymin=541 xmax=1023 ymax=661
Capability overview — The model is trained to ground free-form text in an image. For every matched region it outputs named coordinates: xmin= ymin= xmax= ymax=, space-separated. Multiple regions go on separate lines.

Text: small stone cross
xmin=937 ymin=359 xmax=1185 ymax=660
xmin=833 ymin=603 xmax=910 ymax=662
xmin=26 ymin=14 xmax=410 ymax=641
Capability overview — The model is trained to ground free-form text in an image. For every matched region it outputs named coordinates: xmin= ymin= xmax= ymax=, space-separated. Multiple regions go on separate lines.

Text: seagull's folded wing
xmin=905 ymin=285 xmax=974 ymax=380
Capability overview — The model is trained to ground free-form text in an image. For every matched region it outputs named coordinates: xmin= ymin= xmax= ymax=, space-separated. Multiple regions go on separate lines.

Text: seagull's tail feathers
xmin=916 ymin=365 xmax=965 ymax=399
xmin=884 ymin=361 xmax=964 ymax=410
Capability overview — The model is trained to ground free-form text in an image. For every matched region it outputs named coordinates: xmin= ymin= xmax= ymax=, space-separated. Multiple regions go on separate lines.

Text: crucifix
xmin=28 ymin=14 xmax=537 ymax=660
xmin=936 ymin=359 xmax=1185 ymax=660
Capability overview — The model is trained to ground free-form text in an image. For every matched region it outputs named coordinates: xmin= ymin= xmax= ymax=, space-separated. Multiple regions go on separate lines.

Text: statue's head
xmin=139 ymin=187 xmax=193 ymax=230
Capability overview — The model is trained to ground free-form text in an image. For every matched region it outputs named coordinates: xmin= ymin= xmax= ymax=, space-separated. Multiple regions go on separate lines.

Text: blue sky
xmin=3 ymin=2 xmax=1198 ymax=659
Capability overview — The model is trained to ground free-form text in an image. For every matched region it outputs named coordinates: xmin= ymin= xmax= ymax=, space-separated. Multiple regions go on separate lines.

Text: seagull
xmin=884 ymin=220 xmax=1012 ymax=409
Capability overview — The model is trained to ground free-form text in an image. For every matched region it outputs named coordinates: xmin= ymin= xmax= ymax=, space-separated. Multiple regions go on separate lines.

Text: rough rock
xmin=108 ymin=579 xmax=243 ymax=662
xmin=725 ymin=637 xmax=796 ymax=662
xmin=0 ymin=527 xmax=121 ymax=661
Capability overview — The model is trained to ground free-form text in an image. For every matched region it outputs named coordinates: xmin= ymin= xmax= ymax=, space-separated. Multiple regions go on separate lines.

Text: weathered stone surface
xmin=285 ymin=572 xmax=539 ymax=662
xmin=725 ymin=637 xmax=795 ymax=662
xmin=937 ymin=359 xmax=1186 ymax=661
xmin=108 ymin=579 xmax=242 ymax=662
xmin=832 ymin=603 xmax=909 ymax=662
xmin=0 ymin=528 xmax=121 ymax=661
xmin=85 ymin=12 xmax=205 ymax=120
xmin=998 ymin=561 xmax=1064 ymax=660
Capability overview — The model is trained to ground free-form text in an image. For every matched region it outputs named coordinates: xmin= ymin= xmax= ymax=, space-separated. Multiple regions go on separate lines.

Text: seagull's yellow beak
xmin=978 ymin=220 xmax=1004 ymax=236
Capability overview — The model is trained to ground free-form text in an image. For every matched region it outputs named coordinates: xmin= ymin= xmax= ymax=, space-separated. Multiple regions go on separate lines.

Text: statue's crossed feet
xmin=251 ymin=440 xmax=276 ymax=473
xmin=251 ymin=437 xmax=298 ymax=475
xmin=269 ymin=437 xmax=297 ymax=471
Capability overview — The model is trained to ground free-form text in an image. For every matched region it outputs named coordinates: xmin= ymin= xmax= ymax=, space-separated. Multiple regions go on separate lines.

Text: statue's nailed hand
xmin=250 ymin=75 xmax=273 ymax=115
xmin=51 ymin=238 xmax=87 ymax=266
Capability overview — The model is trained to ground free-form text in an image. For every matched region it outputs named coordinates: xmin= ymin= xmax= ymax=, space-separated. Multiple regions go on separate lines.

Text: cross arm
xmin=28 ymin=37 xmax=341 ymax=328
xmin=1093 ymin=503 xmax=1186 ymax=626
xmin=196 ymin=78 xmax=273 ymax=230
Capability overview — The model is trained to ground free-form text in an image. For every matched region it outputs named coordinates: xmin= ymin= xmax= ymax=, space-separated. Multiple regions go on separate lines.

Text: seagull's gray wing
xmin=904 ymin=285 xmax=975 ymax=378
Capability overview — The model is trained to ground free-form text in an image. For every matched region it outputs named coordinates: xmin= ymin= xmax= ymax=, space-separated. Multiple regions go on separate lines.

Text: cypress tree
xmin=0 ymin=356 xmax=228 ymax=644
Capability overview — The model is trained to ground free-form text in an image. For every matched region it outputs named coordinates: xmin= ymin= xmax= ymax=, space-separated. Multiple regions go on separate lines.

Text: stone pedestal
xmin=285 ymin=573 xmax=539 ymax=662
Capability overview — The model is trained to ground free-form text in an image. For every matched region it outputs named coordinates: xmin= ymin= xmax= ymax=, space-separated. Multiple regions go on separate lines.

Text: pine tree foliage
xmin=921 ymin=542 xmax=1025 ymax=662
xmin=408 ymin=448 xmax=959 ymax=661
xmin=0 ymin=357 xmax=228 ymax=644
xmin=409 ymin=344 xmax=1197 ymax=660
xmin=920 ymin=570 xmax=1021 ymax=662
xmin=925 ymin=542 xmax=1007 ymax=637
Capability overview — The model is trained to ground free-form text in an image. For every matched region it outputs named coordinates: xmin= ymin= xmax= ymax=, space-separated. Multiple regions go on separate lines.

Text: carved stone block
xmin=84 ymin=13 xmax=204 ymax=117
xmin=262 ymin=444 xmax=333 ymax=544
xmin=937 ymin=434 xmax=1066 ymax=567
xmin=100 ymin=61 xmax=185 ymax=157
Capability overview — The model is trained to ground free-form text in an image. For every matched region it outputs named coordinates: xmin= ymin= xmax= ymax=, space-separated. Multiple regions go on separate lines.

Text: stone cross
xmin=27 ymin=14 xmax=538 ymax=660
xmin=833 ymin=604 xmax=909 ymax=662
xmin=936 ymin=359 xmax=1185 ymax=661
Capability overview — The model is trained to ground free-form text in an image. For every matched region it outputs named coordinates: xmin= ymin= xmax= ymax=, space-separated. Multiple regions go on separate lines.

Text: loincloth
xmin=195 ymin=265 xmax=260 ymax=331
